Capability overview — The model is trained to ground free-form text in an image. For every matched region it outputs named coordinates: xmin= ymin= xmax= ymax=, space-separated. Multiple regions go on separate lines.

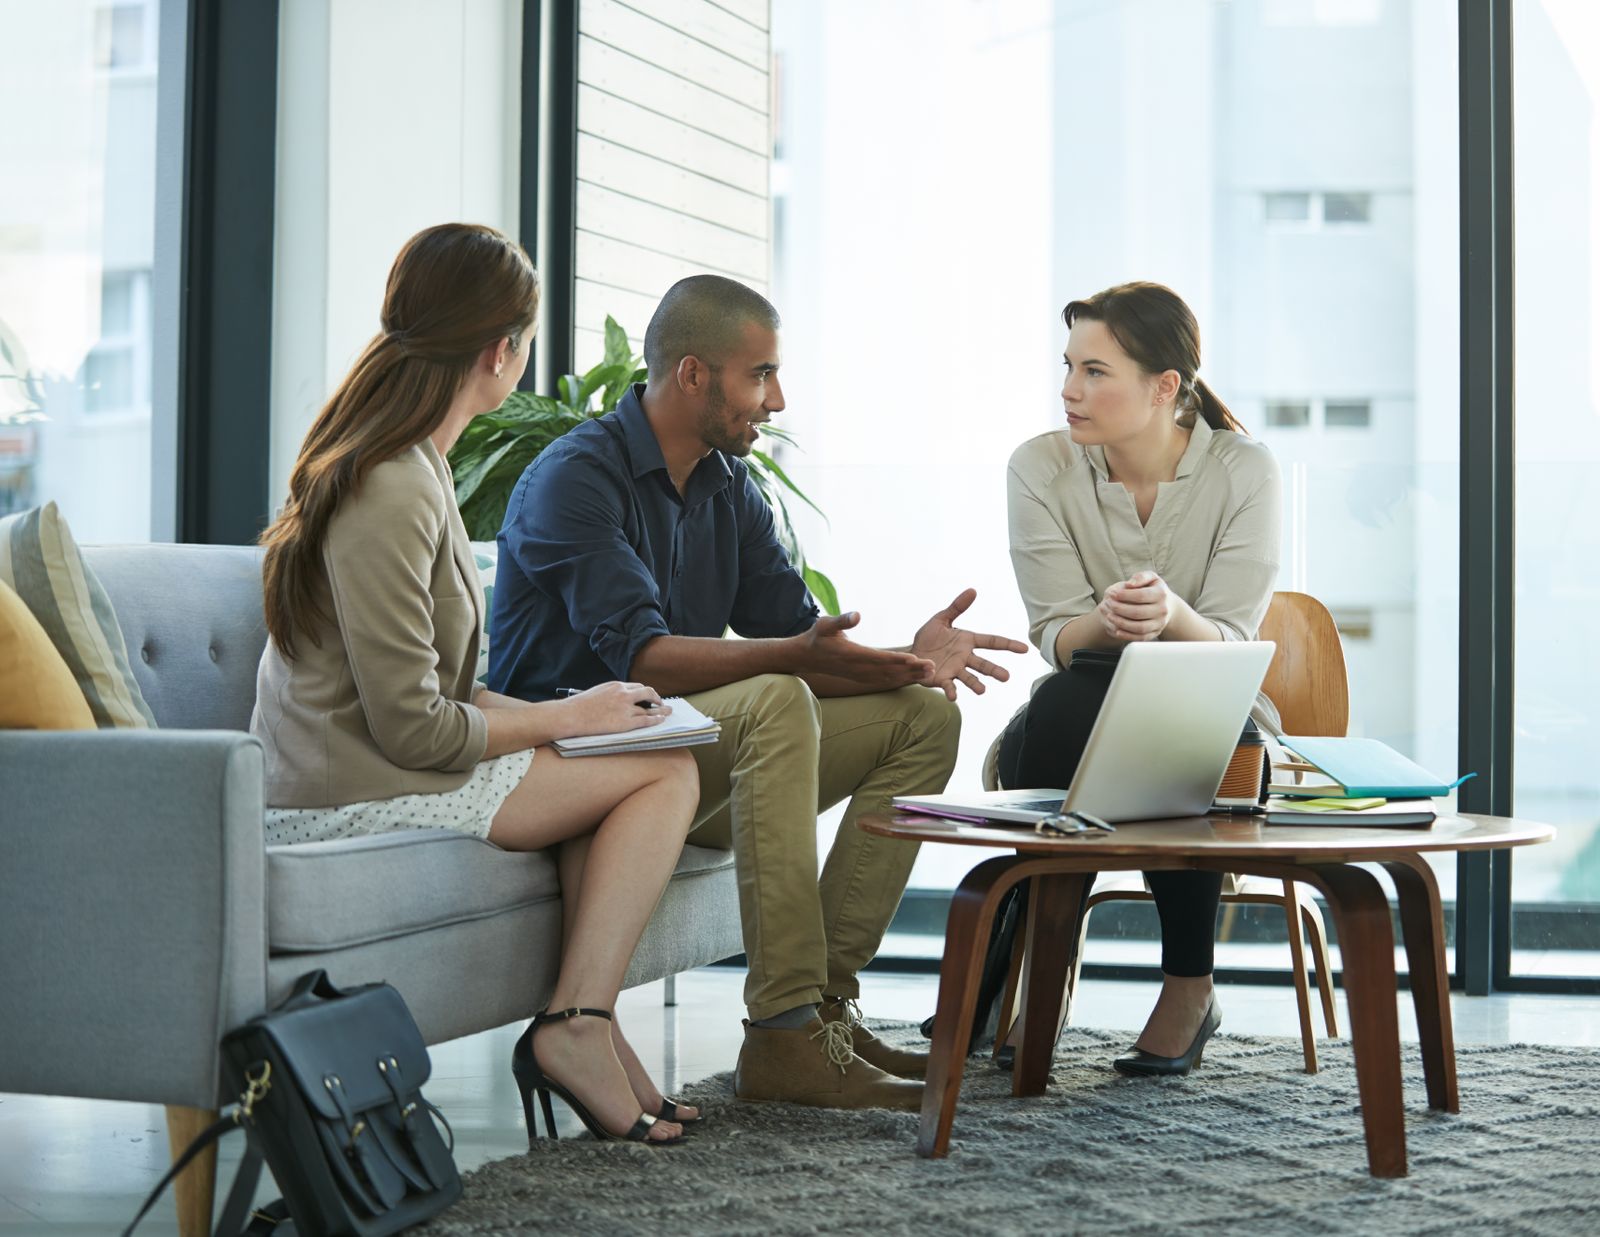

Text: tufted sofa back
xmin=83 ymin=544 xmax=268 ymax=732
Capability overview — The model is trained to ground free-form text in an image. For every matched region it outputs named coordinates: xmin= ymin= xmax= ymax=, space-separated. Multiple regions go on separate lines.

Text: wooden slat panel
xmin=706 ymin=0 xmax=768 ymax=31
xmin=573 ymin=0 xmax=769 ymax=378
xmin=619 ymin=0 xmax=768 ymax=70
xmin=576 ymin=182 xmax=769 ymax=279
xmin=576 ymin=278 xmax=666 ymax=342
xmin=577 ymin=228 xmax=767 ymax=301
xmin=578 ymin=132 xmax=767 ymax=237
xmin=582 ymin=0 xmax=766 ymax=111
xmin=579 ymin=84 xmax=767 ymax=196
xmin=579 ymin=35 xmax=768 ymax=154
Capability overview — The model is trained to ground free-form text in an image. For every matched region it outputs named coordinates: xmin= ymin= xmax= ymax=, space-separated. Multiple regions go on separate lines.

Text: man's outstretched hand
xmin=910 ymin=589 xmax=1030 ymax=700
xmin=793 ymin=611 xmax=936 ymax=691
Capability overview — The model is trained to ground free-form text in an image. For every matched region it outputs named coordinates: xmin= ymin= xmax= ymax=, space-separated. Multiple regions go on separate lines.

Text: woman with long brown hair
xmin=1003 ymin=280 xmax=1283 ymax=1076
xmin=252 ymin=222 xmax=699 ymax=1144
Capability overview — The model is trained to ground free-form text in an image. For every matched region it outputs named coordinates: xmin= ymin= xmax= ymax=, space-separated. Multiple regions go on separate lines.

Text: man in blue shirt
xmin=490 ymin=275 xmax=1025 ymax=1110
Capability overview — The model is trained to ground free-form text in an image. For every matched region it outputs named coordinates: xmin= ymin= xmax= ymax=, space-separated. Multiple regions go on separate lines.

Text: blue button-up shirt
xmin=486 ymin=384 xmax=819 ymax=701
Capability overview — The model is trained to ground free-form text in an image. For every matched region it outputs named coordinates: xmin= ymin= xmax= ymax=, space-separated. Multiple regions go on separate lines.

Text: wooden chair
xmin=996 ymin=591 xmax=1350 ymax=1072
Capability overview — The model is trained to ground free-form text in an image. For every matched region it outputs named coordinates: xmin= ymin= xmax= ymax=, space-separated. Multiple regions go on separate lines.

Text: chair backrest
xmin=1258 ymin=591 xmax=1349 ymax=736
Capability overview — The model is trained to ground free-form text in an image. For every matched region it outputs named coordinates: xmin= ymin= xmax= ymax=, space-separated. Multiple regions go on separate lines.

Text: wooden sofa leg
xmin=164 ymin=1105 xmax=218 ymax=1237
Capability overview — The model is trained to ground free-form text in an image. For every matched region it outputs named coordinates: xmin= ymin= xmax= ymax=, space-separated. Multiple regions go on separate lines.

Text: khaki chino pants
xmin=685 ymin=674 xmax=961 ymax=1020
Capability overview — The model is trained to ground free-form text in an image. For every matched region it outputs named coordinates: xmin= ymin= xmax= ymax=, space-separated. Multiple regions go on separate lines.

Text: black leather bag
xmin=123 ymin=970 xmax=461 ymax=1236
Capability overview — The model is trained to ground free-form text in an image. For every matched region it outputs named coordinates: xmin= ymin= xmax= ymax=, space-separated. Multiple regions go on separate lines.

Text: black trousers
xmin=998 ymin=671 xmax=1221 ymax=977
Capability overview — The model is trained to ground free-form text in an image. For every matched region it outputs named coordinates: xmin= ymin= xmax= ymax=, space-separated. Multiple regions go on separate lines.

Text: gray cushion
xmin=82 ymin=543 xmax=267 ymax=732
xmin=267 ymin=831 xmax=736 ymax=954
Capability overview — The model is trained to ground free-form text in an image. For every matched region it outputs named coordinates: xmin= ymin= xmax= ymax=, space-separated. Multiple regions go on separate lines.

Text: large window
xmin=0 ymin=0 xmax=161 ymax=540
xmin=771 ymin=0 xmax=1460 ymax=971
xmin=1510 ymin=0 xmax=1600 ymax=978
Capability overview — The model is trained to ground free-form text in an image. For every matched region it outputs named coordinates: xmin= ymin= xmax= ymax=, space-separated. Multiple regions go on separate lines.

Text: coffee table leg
xmin=919 ymin=856 xmax=1027 ymax=1158
xmin=1312 ymin=862 xmax=1408 ymax=1178
xmin=1012 ymin=872 xmax=1090 ymax=1097
xmin=1384 ymin=858 xmax=1459 ymax=1113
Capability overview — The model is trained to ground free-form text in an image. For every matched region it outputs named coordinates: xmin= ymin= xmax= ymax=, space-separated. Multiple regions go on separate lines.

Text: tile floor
xmin=5 ymin=967 xmax=1600 ymax=1234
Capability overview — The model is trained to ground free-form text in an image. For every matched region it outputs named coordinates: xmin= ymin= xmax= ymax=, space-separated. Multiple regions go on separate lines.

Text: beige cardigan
xmin=251 ymin=439 xmax=489 ymax=808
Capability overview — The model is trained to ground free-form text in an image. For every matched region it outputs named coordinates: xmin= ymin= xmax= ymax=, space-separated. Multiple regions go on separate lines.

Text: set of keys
xmin=1034 ymin=809 xmax=1116 ymax=837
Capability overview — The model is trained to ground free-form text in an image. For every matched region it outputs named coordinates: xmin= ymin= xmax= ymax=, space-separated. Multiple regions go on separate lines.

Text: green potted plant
xmin=449 ymin=316 xmax=838 ymax=613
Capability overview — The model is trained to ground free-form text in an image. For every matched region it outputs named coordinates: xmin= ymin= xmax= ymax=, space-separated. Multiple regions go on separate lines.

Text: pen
xmin=555 ymin=687 xmax=661 ymax=710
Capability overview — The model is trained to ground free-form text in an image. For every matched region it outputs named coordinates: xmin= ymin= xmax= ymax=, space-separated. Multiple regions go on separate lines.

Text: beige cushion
xmin=0 ymin=578 xmax=95 ymax=730
xmin=0 ymin=503 xmax=156 ymax=729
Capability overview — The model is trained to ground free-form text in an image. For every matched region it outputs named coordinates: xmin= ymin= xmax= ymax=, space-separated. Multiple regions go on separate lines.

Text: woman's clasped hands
xmin=1095 ymin=570 xmax=1178 ymax=642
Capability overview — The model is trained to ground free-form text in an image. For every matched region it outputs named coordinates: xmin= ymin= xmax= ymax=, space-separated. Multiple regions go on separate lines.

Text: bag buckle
xmin=237 ymin=1062 xmax=272 ymax=1122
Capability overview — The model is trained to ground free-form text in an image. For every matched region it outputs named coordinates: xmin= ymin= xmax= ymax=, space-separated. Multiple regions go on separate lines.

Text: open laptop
xmin=893 ymin=641 xmax=1275 ymax=826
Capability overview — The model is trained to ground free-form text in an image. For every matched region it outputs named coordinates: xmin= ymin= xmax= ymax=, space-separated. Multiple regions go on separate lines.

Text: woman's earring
xmin=495 ymin=365 xmax=503 ymax=378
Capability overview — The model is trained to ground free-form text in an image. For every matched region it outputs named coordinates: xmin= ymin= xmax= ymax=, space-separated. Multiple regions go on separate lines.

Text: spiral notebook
xmin=550 ymin=698 xmax=721 ymax=757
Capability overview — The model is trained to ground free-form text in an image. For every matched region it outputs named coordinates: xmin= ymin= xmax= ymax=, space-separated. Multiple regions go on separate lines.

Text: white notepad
xmin=550 ymin=697 xmax=722 ymax=757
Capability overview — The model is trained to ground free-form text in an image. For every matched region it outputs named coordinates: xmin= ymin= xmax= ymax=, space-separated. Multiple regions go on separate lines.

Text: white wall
xmin=771 ymin=0 xmax=1059 ymax=889
xmin=270 ymin=0 xmax=522 ymax=508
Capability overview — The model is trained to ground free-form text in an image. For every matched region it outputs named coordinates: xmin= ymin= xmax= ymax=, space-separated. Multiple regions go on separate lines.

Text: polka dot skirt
xmin=264 ymin=749 xmax=536 ymax=847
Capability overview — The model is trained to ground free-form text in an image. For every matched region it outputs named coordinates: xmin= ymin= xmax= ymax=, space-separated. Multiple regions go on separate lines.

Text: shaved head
xmin=643 ymin=274 xmax=781 ymax=377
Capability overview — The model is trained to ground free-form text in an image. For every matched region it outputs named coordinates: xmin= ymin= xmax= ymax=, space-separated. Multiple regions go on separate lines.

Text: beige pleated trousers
xmin=685 ymin=674 xmax=961 ymax=1021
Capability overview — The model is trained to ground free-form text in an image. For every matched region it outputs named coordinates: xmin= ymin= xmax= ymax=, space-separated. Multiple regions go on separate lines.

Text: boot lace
xmin=810 ymin=1019 xmax=857 ymax=1074
xmin=828 ymin=997 xmax=866 ymax=1030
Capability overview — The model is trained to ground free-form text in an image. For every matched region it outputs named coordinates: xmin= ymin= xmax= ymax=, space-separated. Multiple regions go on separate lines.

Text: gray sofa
xmin=0 ymin=543 xmax=742 ymax=1220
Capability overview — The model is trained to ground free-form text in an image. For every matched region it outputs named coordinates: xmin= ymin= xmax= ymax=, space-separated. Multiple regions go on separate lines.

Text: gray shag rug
xmin=421 ymin=1024 xmax=1600 ymax=1235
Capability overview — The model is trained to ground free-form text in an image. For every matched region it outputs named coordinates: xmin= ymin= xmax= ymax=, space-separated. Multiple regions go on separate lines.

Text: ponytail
xmin=1189 ymin=376 xmax=1249 ymax=436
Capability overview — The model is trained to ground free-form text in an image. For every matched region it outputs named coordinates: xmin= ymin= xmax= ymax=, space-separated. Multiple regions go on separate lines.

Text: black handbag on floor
xmin=123 ymin=970 xmax=462 ymax=1236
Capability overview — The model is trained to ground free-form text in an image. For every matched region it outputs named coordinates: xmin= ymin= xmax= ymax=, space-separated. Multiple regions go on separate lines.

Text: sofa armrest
xmin=0 ymin=729 xmax=268 ymax=1108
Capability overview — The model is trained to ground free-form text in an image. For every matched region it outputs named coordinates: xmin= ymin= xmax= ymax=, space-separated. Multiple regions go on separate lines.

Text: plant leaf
xmin=803 ymin=565 xmax=840 ymax=616
xmin=750 ymin=449 xmax=825 ymax=520
xmin=578 ymin=362 xmax=629 ymax=409
xmin=452 ymin=436 xmax=522 ymax=506
xmin=603 ymin=316 xmax=632 ymax=370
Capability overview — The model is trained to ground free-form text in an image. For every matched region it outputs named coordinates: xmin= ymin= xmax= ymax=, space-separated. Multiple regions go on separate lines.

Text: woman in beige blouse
xmin=1005 ymin=280 xmax=1282 ymax=1077
xmin=253 ymin=223 xmax=698 ymax=1145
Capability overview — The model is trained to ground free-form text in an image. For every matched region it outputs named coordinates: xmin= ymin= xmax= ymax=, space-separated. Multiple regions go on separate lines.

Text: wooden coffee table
xmin=858 ymin=811 xmax=1553 ymax=1176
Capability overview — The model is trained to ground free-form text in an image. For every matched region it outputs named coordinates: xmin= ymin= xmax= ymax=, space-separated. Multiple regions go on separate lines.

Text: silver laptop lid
xmin=1061 ymin=641 xmax=1275 ymax=823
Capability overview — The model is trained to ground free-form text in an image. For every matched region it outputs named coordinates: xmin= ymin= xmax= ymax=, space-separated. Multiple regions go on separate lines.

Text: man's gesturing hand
xmin=792 ymin=612 xmax=935 ymax=690
xmin=910 ymin=589 xmax=1031 ymax=701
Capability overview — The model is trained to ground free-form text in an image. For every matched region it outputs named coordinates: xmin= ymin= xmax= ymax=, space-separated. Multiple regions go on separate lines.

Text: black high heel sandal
xmin=656 ymin=1098 xmax=701 ymax=1124
xmin=511 ymin=1007 xmax=683 ymax=1146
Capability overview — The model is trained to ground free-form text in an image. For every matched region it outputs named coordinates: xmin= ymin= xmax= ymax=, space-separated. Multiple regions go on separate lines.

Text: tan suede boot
xmin=734 ymin=1018 xmax=923 ymax=1110
xmin=819 ymin=996 xmax=929 ymax=1080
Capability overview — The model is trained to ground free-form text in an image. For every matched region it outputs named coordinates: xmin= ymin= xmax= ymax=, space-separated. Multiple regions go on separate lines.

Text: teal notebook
xmin=1276 ymin=736 xmax=1473 ymax=800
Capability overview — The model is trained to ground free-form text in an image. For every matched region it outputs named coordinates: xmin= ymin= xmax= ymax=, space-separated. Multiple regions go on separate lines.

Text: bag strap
xmin=121 ymin=1117 xmax=286 ymax=1237
xmin=215 ymin=1141 xmax=269 ymax=1236
xmin=120 ymin=1112 xmax=232 ymax=1236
